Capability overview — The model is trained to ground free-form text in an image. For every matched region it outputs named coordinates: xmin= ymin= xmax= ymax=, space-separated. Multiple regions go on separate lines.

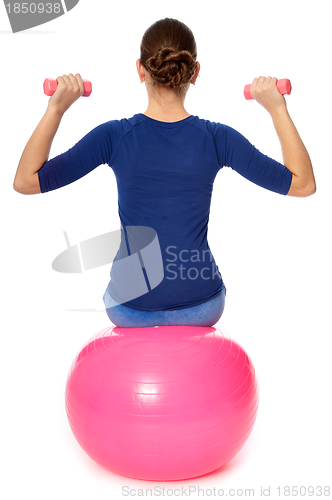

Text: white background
xmin=1 ymin=0 xmax=331 ymax=498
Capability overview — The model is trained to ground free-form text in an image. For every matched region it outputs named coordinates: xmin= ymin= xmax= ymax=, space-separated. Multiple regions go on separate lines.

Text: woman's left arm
xmin=13 ymin=74 xmax=85 ymax=195
xmin=250 ymin=77 xmax=316 ymax=197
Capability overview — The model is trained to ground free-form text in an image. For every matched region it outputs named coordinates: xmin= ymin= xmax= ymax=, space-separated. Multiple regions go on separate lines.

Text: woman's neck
xmin=143 ymin=88 xmax=190 ymax=122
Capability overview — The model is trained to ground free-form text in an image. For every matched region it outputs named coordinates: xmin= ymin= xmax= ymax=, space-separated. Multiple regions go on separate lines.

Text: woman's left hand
xmin=250 ymin=76 xmax=287 ymax=116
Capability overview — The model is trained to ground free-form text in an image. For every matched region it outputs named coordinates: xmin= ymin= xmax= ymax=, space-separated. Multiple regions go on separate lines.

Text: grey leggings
xmin=103 ymin=287 xmax=226 ymax=327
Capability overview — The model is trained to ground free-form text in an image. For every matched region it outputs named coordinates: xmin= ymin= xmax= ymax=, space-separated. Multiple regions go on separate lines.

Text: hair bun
xmin=145 ymin=46 xmax=196 ymax=89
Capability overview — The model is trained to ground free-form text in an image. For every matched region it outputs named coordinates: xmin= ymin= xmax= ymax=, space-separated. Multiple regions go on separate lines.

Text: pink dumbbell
xmin=244 ymin=78 xmax=291 ymax=100
xmin=43 ymin=78 xmax=92 ymax=97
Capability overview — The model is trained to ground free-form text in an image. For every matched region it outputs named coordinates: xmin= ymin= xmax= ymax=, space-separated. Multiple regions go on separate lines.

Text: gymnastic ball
xmin=65 ymin=325 xmax=259 ymax=481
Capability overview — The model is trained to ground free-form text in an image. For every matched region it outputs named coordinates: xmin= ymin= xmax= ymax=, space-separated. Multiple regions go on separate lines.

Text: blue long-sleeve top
xmin=38 ymin=113 xmax=292 ymax=311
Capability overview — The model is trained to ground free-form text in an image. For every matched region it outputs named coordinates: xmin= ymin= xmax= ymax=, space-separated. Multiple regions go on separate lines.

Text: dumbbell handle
xmin=244 ymin=78 xmax=291 ymax=100
xmin=43 ymin=78 xmax=92 ymax=97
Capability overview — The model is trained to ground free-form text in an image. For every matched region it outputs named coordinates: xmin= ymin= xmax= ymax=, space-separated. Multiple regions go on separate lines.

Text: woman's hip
xmin=103 ymin=287 xmax=226 ymax=328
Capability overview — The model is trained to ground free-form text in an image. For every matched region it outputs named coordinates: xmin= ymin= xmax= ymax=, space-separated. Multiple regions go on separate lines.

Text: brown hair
xmin=140 ymin=18 xmax=197 ymax=90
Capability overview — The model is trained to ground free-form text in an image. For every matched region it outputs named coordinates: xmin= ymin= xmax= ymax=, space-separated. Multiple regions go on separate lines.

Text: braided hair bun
xmin=140 ymin=18 xmax=197 ymax=90
xmin=145 ymin=46 xmax=196 ymax=89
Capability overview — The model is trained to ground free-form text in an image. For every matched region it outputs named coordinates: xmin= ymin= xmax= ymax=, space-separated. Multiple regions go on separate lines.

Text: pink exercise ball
xmin=65 ymin=325 xmax=259 ymax=481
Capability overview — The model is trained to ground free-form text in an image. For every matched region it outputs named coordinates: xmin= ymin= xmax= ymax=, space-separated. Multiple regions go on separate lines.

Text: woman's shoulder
xmin=97 ymin=114 xmax=241 ymax=143
xmin=194 ymin=118 xmax=248 ymax=142
xmin=89 ymin=115 xmax=146 ymax=144
xmin=186 ymin=116 xmax=229 ymax=138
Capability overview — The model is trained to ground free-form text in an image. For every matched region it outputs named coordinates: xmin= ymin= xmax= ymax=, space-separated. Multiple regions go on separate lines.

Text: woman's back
xmin=108 ymin=113 xmax=224 ymax=311
xmin=36 ymin=110 xmax=292 ymax=310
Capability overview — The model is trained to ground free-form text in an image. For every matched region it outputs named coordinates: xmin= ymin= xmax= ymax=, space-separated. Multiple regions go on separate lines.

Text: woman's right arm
xmin=13 ymin=106 xmax=63 ymax=194
xmin=250 ymin=77 xmax=316 ymax=197
xmin=13 ymin=74 xmax=85 ymax=195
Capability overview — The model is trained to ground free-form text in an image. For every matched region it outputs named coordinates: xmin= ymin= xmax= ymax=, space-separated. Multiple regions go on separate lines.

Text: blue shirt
xmin=38 ymin=113 xmax=292 ymax=311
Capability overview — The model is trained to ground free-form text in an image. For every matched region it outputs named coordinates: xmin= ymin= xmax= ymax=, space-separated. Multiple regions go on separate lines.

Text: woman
xmin=13 ymin=18 xmax=316 ymax=328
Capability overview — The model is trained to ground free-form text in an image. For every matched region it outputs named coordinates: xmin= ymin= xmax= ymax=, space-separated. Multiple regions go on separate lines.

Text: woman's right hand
xmin=47 ymin=73 xmax=85 ymax=114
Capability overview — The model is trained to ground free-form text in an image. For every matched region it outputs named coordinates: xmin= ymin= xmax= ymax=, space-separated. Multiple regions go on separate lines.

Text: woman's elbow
xmin=13 ymin=179 xmax=26 ymax=194
xmin=13 ymin=174 xmax=41 ymax=195
xmin=306 ymin=181 xmax=317 ymax=197
xmin=287 ymin=175 xmax=317 ymax=198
